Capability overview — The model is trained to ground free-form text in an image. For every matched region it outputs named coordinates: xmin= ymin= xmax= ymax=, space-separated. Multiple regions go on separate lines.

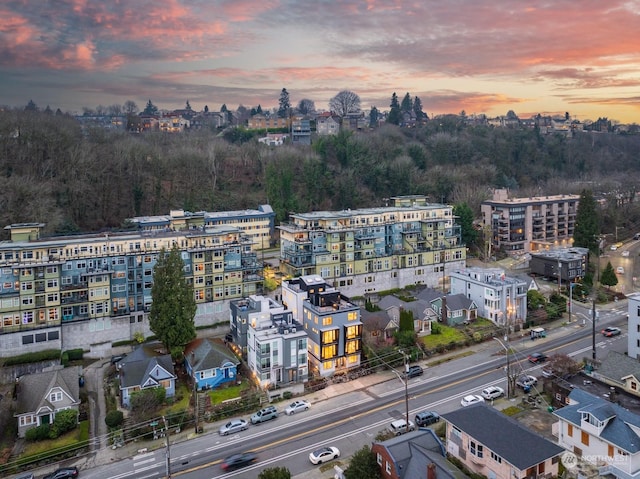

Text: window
xmin=345 ymin=339 xmax=360 ymax=354
xmin=50 ymin=391 xmax=63 ymax=402
xmin=376 ymin=453 xmax=382 ymax=465
xmin=470 ymin=440 xmax=483 ymax=458
xmin=347 ymin=311 xmax=358 ymax=321
xmin=322 ymin=329 xmax=338 ymax=344
xmin=568 ymin=424 xmax=573 ymax=436
xmin=346 ymin=324 xmax=362 ymax=339
xmin=321 ymin=344 xmax=337 ymax=359
xmin=385 ymin=461 xmax=391 ymax=474
xmin=490 ymin=451 xmax=502 ymax=463
xmin=322 ymin=317 xmax=332 ymax=326
xmin=581 ymin=430 xmax=589 ymax=446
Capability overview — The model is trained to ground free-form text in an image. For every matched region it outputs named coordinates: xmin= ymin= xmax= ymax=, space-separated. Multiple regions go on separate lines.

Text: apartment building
xmin=229 ymin=295 xmax=309 ymax=390
xmin=247 ymin=114 xmax=290 ymax=130
xmin=481 ymin=189 xmax=580 ymax=255
xmin=282 ymin=276 xmax=362 ymax=377
xmin=529 ymin=247 xmax=589 ymax=283
xmin=129 ymin=205 xmax=275 ymax=250
xmin=0 ymin=221 xmax=263 ymax=358
xmin=449 ymin=267 xmax=527 ymax=328
xmin=278 ymin=195 xmax=465 ymax=297
xmin=628 ymin=293 xmax=640 ymax=360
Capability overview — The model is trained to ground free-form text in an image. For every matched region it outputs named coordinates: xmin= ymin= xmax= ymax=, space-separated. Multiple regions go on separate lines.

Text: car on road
xmin=309 ymin=446 xmax=341 ymax=464
xmin=610 ymin=244 xmax=618 ymax=251
xmin=43 ymin=467 xmax=79 ymax=479
xmin=480 ymin=386 xmax=505 ymax=400
xmin=250 ymin=405 xmax=278 ymax=424
xmin=405 ymin=365 xmax=424 ymax=378
xmin=528 ymin=352 xmax=548 ymax=363
xmin=414 ymin=410 xmax=440 ymax=426
xmin=219 ymin=418 xmax=248 ymax=436
xmin=285 ymin=399 xmax=310 ymax=415
xmin=221 ymin=452 xmax=258 ymax=471
xmin=622 ymin=250 xmax=630 ymax=257
xmin=460 ymin=394 xmax=485 ymax=407
xmin=516 ymin=375 xmax=538 ymax=389
xmin=617 ymin=266 xmax=625 ymax=274
xmin=602 ymin=326 xmax=622 ymax=337
xmin=388 ymin=419 xmax=416 ymax=435
xmin=541 ymin=366 xmax=556 ymax=378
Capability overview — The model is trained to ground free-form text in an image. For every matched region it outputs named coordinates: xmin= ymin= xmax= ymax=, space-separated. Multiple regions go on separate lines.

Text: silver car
xmin=218 ymin=418 xmax=248 ymax=436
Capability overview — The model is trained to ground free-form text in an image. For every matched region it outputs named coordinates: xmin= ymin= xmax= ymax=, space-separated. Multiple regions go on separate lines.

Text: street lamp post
xmin=371 ymin=348 xmax=410 ymax=430
xmin=493 ymin=337 xmax=511 ymax=398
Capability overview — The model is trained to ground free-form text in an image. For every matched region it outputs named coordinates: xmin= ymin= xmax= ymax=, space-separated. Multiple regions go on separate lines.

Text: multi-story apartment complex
xmin=0 ymin=221 xmax=263 ymax=358
xmin=278 ymin=195 xmax=465 ymax=297
xmin=628 ymin=293 xmax=640 ymax=360
xmin=229 ymin=295 xmax=309 ymax=389
xmin=128 ymin=205 xmax=275 ymax=250
xmin=449 ymin=267 xmax=528 ymax=329
xmin=247 ymin=114 xmax=290 ymax=130
xmin=481 ymin=189 xmax=580 ymax=255
xmin=529 ymin=247 xmax=589 ymax=283
xmin=282 ymin=276 xmax=362 ymax=377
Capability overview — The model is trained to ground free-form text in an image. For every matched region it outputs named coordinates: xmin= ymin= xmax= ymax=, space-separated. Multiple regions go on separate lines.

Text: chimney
xmin=427 ymin=462 xmax=437 ymax=479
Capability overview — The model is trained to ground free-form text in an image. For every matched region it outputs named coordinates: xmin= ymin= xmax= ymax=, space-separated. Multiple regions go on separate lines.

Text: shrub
xmin=2 ymin=349 xmax=61 ymax=367
xmin=25 ymin=424 xmax=50 ymax=442
xmin=105 ymin=410 xmax=124 ymax=429
xmin=133 ymin=331 xmax=145 ymax=344
xmin=49 ymin=409 xmax=78 ymax=438
xmin=61 ymin=352 xmax=69 ymax=367
xmin=282 ymin=391 xmax=292 ymax=400
xmin=65 ymin=348 xmax=84 ymax=361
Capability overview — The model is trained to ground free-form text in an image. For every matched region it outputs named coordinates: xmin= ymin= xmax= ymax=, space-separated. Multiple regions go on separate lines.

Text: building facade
xmin=628 ymin=293 xmax=640 ymax=360
xmin=481 ymin=189 xmax=580 ymax=255
xmin=529 ymin=247 xmax=589 ymax=283
xmin=278 ymin=195 xmax=465 ymax=297
xmin=0 ymin=221 xmax=263 ymax=358
xmin=449 ymin=267 xmax=527 ymax=328
xmin=282 ymin=276 xmax=362 ymax=377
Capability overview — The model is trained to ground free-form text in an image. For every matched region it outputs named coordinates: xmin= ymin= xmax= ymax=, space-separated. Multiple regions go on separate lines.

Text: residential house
xmin=554 ymin=388 xmax=640 ymax=478
xmin=118 ymin=343 xmax=176 ymax=408
xmin=372 ymin=428 xmax=468 ymax=479
xmin=592 ymin=350 xmax=640 ymax=398
xmin=442 ymin=404 xmax=564 ymax=479
xmin=529 ymin=247 xmax=589 ymax=284
xmin=361 ymin=309 xmax=398 ymax=345
xmin=377 ymin=295 xmax=431 ymax=334
xmin=316 ymin=113 xmax=340 ymax=135
xmin=258 ymin=133 xmax=288 ymax=146
xmin=14 ymin=366 xmax=81 ymax=438
xmin=628 ymin=293 xmax=640 ymax=360
xmin=449 ymin=267 xmax=527 ymax=329
xmin=184 ymin=338 xmax=240 ymax=391
xmin=229 ymin=295 xmax=288 ymax=356
xmin=247 ymin=114 xmax=290 ymax=130
xmin=481 ymin=188 xmax=579 ymax=255
xmin=430 ymin=294 xmax=478 ymax=326
xmin=291 ymin=116 xmax=311 ymax=145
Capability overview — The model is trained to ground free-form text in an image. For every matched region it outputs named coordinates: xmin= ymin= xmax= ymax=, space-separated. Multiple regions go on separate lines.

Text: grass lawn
xmin=165 ymin=384 xmax=191 ymax=415
xmin=421 ymin=325 xmax=466 ymax=348
xmin=23 ymin=420 xmax=89 ymax=458
xmin=208 ymin=379 xmax=250 ymax=404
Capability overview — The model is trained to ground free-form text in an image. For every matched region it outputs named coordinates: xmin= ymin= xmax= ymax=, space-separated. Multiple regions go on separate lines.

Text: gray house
xmin=118 ymin=343 xmax=176 ymax=408
xmin=14 ymin=366 xmax=81 ymax=438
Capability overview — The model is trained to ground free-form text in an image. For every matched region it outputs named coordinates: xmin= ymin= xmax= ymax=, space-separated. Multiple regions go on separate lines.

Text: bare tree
xmin=123 ymin=100 xmax=138 ymax=115
xmin=329 ymin=90 xmax=361 ymax=116
xmin=107 ymin=104 xmax=123 ymax=116
xmin=297 ymin=99 xmax=315 ymax=115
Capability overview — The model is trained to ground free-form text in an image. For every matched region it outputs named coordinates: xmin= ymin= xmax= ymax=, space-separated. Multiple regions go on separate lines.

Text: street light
xmin=370 ymin=348 xmax=410 ymax=430
xmin=493 ymin=337 xmax=511 ymax=398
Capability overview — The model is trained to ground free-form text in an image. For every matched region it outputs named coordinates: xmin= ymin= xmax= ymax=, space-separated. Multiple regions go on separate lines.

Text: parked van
xmin=530 ymin=327 xmax=546 ymax=339
xmin=388 ymin=419 xmax=416 ymax=436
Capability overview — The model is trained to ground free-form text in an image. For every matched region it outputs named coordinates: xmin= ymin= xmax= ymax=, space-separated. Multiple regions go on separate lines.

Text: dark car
xmin=405 ymin=365 xmax=423 ymax=378
xmin=43 ymin=467 xmax=79 ymax=479
xmin=110 ymin=354 xmax=126 ymax=365
xmin=415 ymin=410 xmax=440 ymax=427
xmin=602 ymin=327 xmax=621 ymax=337
xmin=221 ymin=452 xmax=258 ymax=471
xmin=528 ymin=352 xmax=548 ymax=364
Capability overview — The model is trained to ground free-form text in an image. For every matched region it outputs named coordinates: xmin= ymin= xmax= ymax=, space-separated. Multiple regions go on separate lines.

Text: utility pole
xmin=402 ymin=351 xmax=410 ymax=430
xmin=163 ymin=416 xmax=171 ymax=479
xmin=592 ymin=298 xmax=597 ymax=361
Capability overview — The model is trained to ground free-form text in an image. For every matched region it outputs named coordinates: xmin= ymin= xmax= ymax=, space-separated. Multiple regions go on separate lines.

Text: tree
xmin=49 ymin=408 xmax=78 ymax=438
xmin=143 ymin=100 xmax=158 ymax=115
xmin=453 ymin=203 xmax=477 ymax=246
xmin=204 ymin=105 xmax=209 ymax=113
xmin=387 ymin=92 xmax=401 ymax=125
xmin=573 ymin=189 xmax=599 ymax=253
xmin=149 ymin=245 xmax=197 ymax=357
xmin=399 ymin=309 xmax=414 ymax=332
xmin=545 ymin=353 xmax=581 ymax=379
xmin=600 ymin=261 xmax=618 ymax=289
xmin=123 ymin=100 xmax=138 ymax=115
xmin=344 ymin=445 xmax=381 ymax=479
xmin=414 ymin=96 xmax=426 ymax=120
xmin=329 ymin=90 xmax=361 ymax=116
xmin=369 ymin=106 xmax=379 ymax=127
xmin=185 ymin=100 xmax=192 ymax=111
xmin=25 ymin=99 xmax=38 ymax=111
xmin=527 ymin=290 xmax=546 ymax=311
xmin=105 ymin=410 xmax=124 ymax=429
xmin=278 ymin=88 xmax=291 ymax=118
xmin=258 ymin=467 xmax=291 ymax=479
xmin=297 ymin=98 xmax=315 ymax=115
xmin=400 ymin=92 xmax=413 ymax=112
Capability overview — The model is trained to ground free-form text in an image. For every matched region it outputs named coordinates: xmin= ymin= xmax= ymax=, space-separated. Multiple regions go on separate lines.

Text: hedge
xmin=1 ymin=349 xmax=61 ymax=366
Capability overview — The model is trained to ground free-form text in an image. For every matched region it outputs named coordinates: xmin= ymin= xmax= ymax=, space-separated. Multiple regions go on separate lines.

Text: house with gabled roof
xmin=14 ymin=366 xmax=81 ymax=438
xmin=118 ymin=343 xmax=176 ymax=407
xmin=361 ymin=309 xmax=398 ymax=345
xmin=371 ymin=428 xmax=468 ymax=479
xmin=377 ymin=295 xmax=432 ymax=334
xmin=554 ymin=388 xmax=640 ymax=478
xmin=442 ymin=404 xmax=564 ymax=479
xmin=592 ymin=350 xmax=640 ymax=398
xmin=184 ymin=338 xmax=240 ymax=391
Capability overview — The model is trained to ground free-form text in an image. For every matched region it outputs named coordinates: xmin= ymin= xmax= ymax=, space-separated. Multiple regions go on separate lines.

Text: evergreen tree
xmin=573 ymin=189 xmax=600 ymax=253
xmin=204 ymin=105 xmax=209 ymax=113
xmin=257 ymin=104 xmax=263 ymax=114
xmin=278 ymin=88 xmax=291 ymax=118
xmin=143 ymin=100 xmax=158 ymax=115
xmin=25 ymin=99 xmax=38 ymax=111
xmin=388 ymin=92 xmax=401 ymax=125
xmin=149 ymin=245 xmax=197 ymax=358
xmin=399 ymin=309 xmax=414 ymax=332
xmin=185 ymin=100 xmax=192 ymax=111
xmin=369 ymin=106 xmax=379 ymax=127
xmin=344 ymin=445 xmax=381 ymax=479
xmin=453 ymin=203 xmax=478 ymax=246
xmin=400 ymin=92 xmax=413 ymax=112
xmin=600 ymin=261 xmax=618 ymax=289
xmin=258 ymin=467 xmax=291 ymax=479
xmin=413 ymin=96 xmax=426 ymax=120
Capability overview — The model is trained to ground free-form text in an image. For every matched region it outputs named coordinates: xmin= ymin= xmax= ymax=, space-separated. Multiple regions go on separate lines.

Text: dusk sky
xmin=2 ymin=0 xmax=640 ymax=122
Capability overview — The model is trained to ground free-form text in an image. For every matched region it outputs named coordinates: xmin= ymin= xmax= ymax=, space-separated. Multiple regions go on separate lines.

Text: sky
xmin=2 ymin=0 xmax=640 ymax=123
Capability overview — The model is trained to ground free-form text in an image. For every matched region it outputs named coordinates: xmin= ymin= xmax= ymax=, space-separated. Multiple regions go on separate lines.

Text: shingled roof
xmin=15 ymin=366 xmax=81 ymax=415
xmin=184 ymin=338 xmax=239 ymax=373
xmin=118 ymin=343 xmax=175 ymax=390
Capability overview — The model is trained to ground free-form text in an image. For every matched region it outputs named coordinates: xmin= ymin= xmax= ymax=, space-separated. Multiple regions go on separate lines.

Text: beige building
xmin=481 ymin=189 xmax=579 ymax=255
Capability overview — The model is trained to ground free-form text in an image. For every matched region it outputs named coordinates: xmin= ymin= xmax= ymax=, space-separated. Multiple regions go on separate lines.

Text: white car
xmin=218 ymin=418 xmax=248 ymax=436
xmin=481 ymin=386 xmax=505 ymax=400
xmin=461 ymin=394 xmax=485 ymax=407
xmin=622 ymin=250 xmax=630 ymax=257
xmin=309 ymin=446 xmax=340 ymax=464
xmin=617 ymin=266 xmax=625 ymax=274
xmin=516 ymin=375 xmax=538 ymax=389
xmin=285 ymin=399 xmax=311 ymax=415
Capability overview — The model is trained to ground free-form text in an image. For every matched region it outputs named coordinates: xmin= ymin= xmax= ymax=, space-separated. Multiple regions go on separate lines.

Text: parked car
xmin=285 ymin=399 xmax=310 ymax=415
xmin=43 ymin=467 xmax=79 ymax=479
xmin=622 ymin=250 xmax=630 ymax=257
xmin=541 ymin=366 xmax=556 ymax=378
xmin=528 ymin=352 xmax=548 ymax=363
xmin=405 ymin=365 xmax=424 ymax=378
xmin=602 ymin=326 xmax=622 ymax=337
xmin=219 ymin=418 xmax=248 ymax=436
xmin=221 ymin=452 xmax=258 ymax=471
xmin=309 ymin=446 xmax=340 ymax=464
xmin=480 ymin=386 xmax=504 ymax=400
xmin=110 ymin=354 xmax=126 ymax=365
xmin=617 ymin=266 xmax=625 ymax=274
xmin=414 ymin=410 xmax=440 ymax=427
xmin=251 ymin=405 xmax=278 ymax=424
xmin=516 ymin=375 xmax=538 ymax=389
xmin=460 ymin=395 xmax=485 ymax=407
xmin=610 ymin=244 xmax=618 ymax=251
xmin=388 ymin=419 xmax=416 ymax=436
xmin=15 ymin=473 xmax=35 ymax=479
